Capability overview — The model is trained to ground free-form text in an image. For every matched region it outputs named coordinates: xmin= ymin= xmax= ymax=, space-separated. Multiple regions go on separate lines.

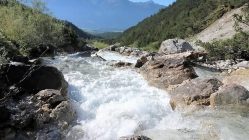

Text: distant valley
xmin=44 ymin=0 xmax=164 ymax=31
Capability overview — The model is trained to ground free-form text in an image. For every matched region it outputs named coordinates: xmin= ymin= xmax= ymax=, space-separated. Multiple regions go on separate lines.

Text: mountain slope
xmin=43 ymin=0 xmax=164 ymax=31
xmin=0 ymin=0 xmax=91 ymax=56
xmin=119 ymin=0 xmax=248 ymax=48
xmin=195 ymin=5 xmax=249 ymax=42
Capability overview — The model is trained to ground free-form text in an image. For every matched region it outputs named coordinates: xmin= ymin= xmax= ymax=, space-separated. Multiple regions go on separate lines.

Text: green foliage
xmin=0 ymin=0 xmax=91 ymax=55
xmin=119 ymin=0 xmax=248 ymax=48
xmin=95 ymin=32 xmax=122 ymax=39
xmin=201 ymin=32 xmax=249 ymax=61
xmin=90 ymin=40 xmax=109 ymax=49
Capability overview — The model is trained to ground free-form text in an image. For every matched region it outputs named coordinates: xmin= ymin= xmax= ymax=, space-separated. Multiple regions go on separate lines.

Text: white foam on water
xmin=45 ymin=52 xmax=249 ymax=140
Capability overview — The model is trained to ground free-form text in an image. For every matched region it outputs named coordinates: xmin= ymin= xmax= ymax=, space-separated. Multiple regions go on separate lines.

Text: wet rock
xmin=0 ymin=106 xmax=10 ymax=123
xmin=75 ymin=51 xmax=92 ymax=57
xmin=119 ymin=135 xmax=152 ymax=140
xmin=50 ymin=101 xmax=75 ymax=127
xmin=0 ymin=64 xmax=68 ymax=95
xmin=36 ymin=129 xmax=62 ymax=140
xmin=210 ymin=84 xmax=249 ymax=107
xmin=109 ymin=43 xmax=120 ymax=51
xmin=140 ymin=53 xmax=198 ymax=89
xmin=34 ymin=89 xmax=75 ymax=129
xmin=135 ymin=56 xmax=148 ymax=68
xmin=80 ymin=44 xmax=98 ymax=52
xmin=169 ymin=78 xmax=223 ymax=110
xmin=159 ymin=38 xmax=194 ymax=54
xmin=10 ymin=55 xmax=30 ymax=64
xmin=27 ymin=44 xmax=55 ymax=58
xmin=111 ymin=61 xmax=133 ymax=67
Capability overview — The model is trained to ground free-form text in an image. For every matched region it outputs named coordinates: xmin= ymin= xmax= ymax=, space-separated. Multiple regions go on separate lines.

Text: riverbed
xmin=44 ymin=51 xmax=249 ymax=140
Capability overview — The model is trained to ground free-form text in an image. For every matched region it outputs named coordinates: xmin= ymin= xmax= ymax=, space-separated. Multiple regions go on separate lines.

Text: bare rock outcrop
xmin=139 ymin=52 xmax=198 ymax=89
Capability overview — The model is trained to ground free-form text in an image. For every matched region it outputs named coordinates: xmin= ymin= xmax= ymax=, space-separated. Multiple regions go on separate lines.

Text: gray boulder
xmin=0 ymin=64 xmax=68 ymax=95
xmin=170 ymin=78 xmax=223 ymax=110
xmin=159 ymin=38 xmax=194 ymax=54
xmin=139 ymin=53 xmax=197 ymax=89
xmin=210 ymin=84 xmax=249 ymax=107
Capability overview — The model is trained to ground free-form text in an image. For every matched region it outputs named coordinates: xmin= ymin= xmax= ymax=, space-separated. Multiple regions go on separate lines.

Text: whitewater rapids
xmin=44 ymin=51 xmax=249 ymax=140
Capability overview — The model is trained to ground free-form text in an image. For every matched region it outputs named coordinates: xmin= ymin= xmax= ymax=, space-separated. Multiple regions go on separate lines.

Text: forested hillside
xmin=119 ymin=0 xmax=248 ymax=48
xmin=0 ymin=0 xmax=91 ymax=58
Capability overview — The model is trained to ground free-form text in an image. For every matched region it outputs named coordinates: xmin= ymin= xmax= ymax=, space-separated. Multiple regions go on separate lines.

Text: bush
xmin=201 ymin=32 xmax=249 ymax=61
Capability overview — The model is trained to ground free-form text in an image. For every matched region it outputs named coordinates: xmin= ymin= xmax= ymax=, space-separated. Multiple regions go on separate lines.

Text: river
xmin=44 ymin=51 xmax=249 ymax=140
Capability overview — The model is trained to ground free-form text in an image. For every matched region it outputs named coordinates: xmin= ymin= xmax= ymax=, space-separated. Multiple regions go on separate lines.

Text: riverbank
xmin=103 ymin=44 xmax=249 ymax=111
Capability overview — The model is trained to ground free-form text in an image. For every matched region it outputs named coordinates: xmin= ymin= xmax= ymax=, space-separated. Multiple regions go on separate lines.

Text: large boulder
xmin=159 ymin=38 xmax=194 ymax=54
xmin=210 ymin=84 xmax=249 ymax=107
xmin=139 ymin=53 xmax=198 ymax=89
xmin=169 ymin=78 xmax=223 ymax=110
xmin=223 ymin=68 xmax=249 ymax=90
xmin=0 ymin=64 xmax=68 ymax=95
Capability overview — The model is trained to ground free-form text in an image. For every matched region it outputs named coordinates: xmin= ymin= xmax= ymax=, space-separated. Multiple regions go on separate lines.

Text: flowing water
xmin=44 ymin=51 xmax=249 ymax=140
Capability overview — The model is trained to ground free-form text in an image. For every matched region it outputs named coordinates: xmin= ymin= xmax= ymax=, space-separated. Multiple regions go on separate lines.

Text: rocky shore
xmin=105 ymin=38 xmax=249 ymax=112
xmin=0 ymin=36 xmax=98 ymax=139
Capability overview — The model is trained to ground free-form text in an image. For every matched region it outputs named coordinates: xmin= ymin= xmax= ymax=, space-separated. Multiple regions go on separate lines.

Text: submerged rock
xmin=210 ymin=84 xmax=249 ymax=107
xmin=111 ymin=61 xmax=133 ymax=67
xmin=159 ymin=38 xmax=194 ymax=54
xmin=170 ymin=78 xmax=223 ymax=110
xmin=119 ymin=135 xmax=152 ymax=140
xmin=139 ymin=52 xmax=197 ymax=89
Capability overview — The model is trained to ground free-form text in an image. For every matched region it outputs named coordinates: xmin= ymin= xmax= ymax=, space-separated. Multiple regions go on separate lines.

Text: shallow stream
xmin=44 ymin=51 xmax=249 ymax=140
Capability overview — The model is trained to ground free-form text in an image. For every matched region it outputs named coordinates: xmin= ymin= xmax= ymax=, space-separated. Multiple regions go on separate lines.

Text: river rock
xmin=35 ymin=89 xmax=75 ymax=129
xmin=210 ymin=84 xmax=249 ymax=107
xmin=169 ymin=78 xmax=223 ymax=110
xmin=223 ymin=68 xmax=249 ymax=90
xmin=119 ymin=135 xmax=152 ymax=140
xmin=80 ymin=44 xmax=98 ymax=52
xmin=159 ymin=38 xmax=194 ymax=54
xmin=135 ymin=56 xmax=148 ymax=68
xmin=109 ymin=43 xmax=120 ymax=51
xmin=139 ymin=52 xmax=198 ymax=89
xmin=0 ymin=64 xmax=68 ymax=95
xmin=111 ymin=61 xmax=133 ymax=67
xmin=0 ymin=106 xmax=10 ymax=123
xmin=27 ymin=44 xmax=55 ymax=58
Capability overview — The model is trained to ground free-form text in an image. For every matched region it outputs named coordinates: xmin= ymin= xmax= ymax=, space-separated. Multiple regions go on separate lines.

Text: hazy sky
xmin=131 ymin=0 xmax=175 ymax=5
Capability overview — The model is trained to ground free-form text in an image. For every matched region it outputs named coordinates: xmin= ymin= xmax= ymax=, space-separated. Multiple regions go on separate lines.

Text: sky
xmin=131 ymin=0 xmax=175 ymax=5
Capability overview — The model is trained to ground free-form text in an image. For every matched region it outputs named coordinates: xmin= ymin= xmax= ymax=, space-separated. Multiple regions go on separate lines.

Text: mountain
xmin=43 ymin=0 xmax=164 ymax=31
xmin=119 ymin=0 xmax=248 ymax=48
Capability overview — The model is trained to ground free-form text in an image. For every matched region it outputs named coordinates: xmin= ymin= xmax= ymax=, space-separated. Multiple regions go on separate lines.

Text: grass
xmin=90 ymin=40 xmax=109 ymax=49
